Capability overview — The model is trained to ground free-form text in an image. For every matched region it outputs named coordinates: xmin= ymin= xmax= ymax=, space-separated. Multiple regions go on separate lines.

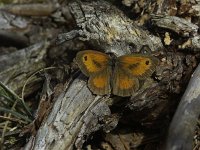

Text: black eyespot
xmin=84 ymin=56 xmax=87 ymax=61
xmin=145 ymin=60 xmax=149 ymax=65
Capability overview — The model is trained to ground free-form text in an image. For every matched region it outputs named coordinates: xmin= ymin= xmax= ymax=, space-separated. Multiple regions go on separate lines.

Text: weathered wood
xmin=57 ymin=1 xmax=163 ymax=56
xmin=151 ymin=15 xmax=198 ymax=37
xmin=180 ymin=35 xmax=200 ymax=51
xmin=24 ymin=77 xmax=110 ymax=150
xmin=151 ymin=15 xmax=200 ymax=51
xmin=0 ymin=41 xmax=48 ymax=96
xmin=165 ymin=64 xmax=200 ymax=150
xmin=0 ymin=10 xmax=29 ymax=30
xmin=1 ymin=3 xmax=57 ymax=16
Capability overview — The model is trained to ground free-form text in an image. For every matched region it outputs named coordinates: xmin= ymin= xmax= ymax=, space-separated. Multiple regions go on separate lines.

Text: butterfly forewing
xmin=117 ymin=54 xmax=159 ymax=79
xmin=76 ymin=50 xmax=110 ymax=76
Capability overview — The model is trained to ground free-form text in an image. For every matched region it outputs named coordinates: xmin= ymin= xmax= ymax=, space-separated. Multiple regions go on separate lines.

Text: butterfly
xmin=76 ymin=50 xmax=159 ymax=97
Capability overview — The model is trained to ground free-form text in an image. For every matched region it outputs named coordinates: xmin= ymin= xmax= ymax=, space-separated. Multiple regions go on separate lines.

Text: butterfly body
xmin=76 ymin=50 xmax=159 ymax=97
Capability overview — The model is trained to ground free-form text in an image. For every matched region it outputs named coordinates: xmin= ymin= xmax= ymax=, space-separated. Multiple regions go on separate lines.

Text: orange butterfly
xmin=76 ymin=50 xmax=159 ymax=97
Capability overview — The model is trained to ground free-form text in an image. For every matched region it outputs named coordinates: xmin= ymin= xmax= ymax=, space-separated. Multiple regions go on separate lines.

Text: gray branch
xmin=165 ymin=63 xmax=200 ymax=150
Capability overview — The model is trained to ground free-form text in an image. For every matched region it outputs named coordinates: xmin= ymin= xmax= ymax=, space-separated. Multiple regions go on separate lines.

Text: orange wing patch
xmin=118 ymin=55 xmax=159 ymax=79
xmin=76 ymin=50 xmax=110 ymax=76
xmin=118 ymin=76 xmax=134 ymax=89
xmin=88 ymin=67 xmax=111 ymax=95
xmin=92 ymin=75 xmax=107 ymax=88
xmin=113 ymin=66 xmax=139 ymax=97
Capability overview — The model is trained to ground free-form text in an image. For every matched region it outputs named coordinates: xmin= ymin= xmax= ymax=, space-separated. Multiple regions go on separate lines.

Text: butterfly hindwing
xmin=117 ymin=54 xmax=159 ymax=79
xmin=112 ymin=65 xmax=139 ymax=97
xmin=88 ymin=67 xmax=111 ymax=95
